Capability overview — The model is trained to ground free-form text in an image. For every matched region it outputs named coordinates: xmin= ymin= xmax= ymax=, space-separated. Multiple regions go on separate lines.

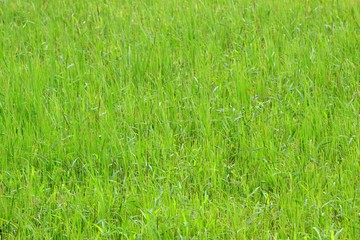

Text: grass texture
xmin=0 ymin=0 xmax=359 ymax=239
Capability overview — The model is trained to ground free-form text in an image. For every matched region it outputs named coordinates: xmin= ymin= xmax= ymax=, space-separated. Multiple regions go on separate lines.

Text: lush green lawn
xmin=0 ymin=0 xmax=359 ymax=239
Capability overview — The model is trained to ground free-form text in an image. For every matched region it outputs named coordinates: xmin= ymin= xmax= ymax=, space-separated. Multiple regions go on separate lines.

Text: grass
xmin=0 ymin=0 xmax=359 ymax=239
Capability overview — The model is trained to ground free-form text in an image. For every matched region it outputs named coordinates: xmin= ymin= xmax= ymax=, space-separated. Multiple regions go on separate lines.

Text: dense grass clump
xmin=0 ymin=0 xmax=359 ymax=239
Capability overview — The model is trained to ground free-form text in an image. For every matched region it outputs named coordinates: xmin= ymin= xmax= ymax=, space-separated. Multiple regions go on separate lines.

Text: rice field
xmin=0 ymin=0 xmax=359 ymax=239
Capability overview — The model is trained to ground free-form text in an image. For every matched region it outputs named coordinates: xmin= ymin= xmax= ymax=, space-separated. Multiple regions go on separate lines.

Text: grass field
xmin=0 ymin=0 xmax=359 ymax=239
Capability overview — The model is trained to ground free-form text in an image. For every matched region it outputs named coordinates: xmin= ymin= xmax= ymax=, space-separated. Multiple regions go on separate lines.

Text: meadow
xmin=0 ymin=0 xmax=359 ymax=239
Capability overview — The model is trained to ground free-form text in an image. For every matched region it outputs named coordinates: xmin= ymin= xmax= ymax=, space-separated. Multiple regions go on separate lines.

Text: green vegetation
xmin=0 ymin=0 xmax=359 ymax=239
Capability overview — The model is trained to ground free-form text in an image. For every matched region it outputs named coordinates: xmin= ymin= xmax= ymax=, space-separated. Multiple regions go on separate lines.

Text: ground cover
xmin=0 ymin=0 xmax=359 ymax=239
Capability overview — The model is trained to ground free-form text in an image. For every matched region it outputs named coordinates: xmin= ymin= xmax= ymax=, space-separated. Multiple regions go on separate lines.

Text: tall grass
xmin=0 ymin=0 xmax=359 ymax=239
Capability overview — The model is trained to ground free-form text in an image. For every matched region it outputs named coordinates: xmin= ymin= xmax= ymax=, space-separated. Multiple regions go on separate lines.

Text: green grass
xmin=0 ymin=0 xmax=359 ymax=239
